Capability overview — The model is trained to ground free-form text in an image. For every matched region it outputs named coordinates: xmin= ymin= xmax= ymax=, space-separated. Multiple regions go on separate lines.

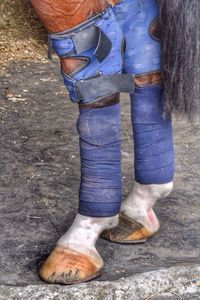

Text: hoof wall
xmin=101 ymin=214 xmax=155 ymax=244
xmin=39 ymin=246 xmax=102 ymax=284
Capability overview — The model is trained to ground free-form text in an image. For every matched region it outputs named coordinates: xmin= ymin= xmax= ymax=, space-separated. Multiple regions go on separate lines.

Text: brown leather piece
xmin=39 ymin=246 xmax=100 ymax=284
xmin=79 ymin=93 xmax=120 ymax=109
xmin=135 ymin=72 xmax=162 ymax=87
xmin=31 ymin=0 xmax=109 ymax=33
xmin=149 ymin=17 xmax=162 ymax=41
xmin=61 ymin=57 xmax=89 ymax=75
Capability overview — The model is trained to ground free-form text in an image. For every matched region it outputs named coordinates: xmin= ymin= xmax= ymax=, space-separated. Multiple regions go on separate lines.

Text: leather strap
xmin=135 ymin=72 xmax=161 ymax=87
xmin=79 ymin=93 xmax=120 ymax=109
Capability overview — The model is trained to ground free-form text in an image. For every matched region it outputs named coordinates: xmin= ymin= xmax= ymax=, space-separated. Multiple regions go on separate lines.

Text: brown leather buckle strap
xmin=135 ymin=72 xmax=162 ymax=87
xmin=149 ymin=17 xmax=162 ymax=42
xmin=79 ymin=93 xmax=120 ymax=109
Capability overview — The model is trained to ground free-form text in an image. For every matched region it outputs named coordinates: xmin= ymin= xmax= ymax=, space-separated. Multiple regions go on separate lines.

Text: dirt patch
xmin=0 ymin=0 xmax=47 ymax=73
xmin=0 ymin=60 xmax=199 ymax=286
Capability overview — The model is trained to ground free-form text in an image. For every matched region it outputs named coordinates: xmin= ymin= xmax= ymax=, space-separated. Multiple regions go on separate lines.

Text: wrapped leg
xmin=31 ymin=0 xmax=133 ymax=216
xmin=102 ymin=0 xmax=174 ymax=243
xmin=114 ymin=0 xmax=174 ymax=186
xmin=31 ymin=0 xmax=133 ymax=104
xmin=132 ymin=85 xmax=174 ymax=184
xmin=31 ymin=0 xmax=131 ymax=284
xmin=78 ymin=101 xmax=122 ymax=217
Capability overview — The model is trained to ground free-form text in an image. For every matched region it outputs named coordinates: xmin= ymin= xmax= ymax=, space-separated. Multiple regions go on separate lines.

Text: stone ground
xmin=0 ymin=60 xmax=199 ymax=299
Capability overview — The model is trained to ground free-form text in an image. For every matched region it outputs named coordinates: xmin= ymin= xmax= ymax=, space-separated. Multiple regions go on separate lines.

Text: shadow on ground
xmin=0 ymin=60 xmax=199 ymax=287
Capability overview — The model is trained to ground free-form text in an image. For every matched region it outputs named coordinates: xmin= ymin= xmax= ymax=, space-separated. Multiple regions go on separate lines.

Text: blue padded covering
xmin=113 ymin=0 xmax=161 ymax=75
xmin=50 ymin=0 xmax=175 ymax=218
xmin=50 ymin=7 xmax=124 ymax=103
xmin=114 ymin=0 xmax=175 ymax=184
xmin=77 ymin=103 xmax=121 ymax=217
xmin=131 ymin=86 xmax=175 ymax=184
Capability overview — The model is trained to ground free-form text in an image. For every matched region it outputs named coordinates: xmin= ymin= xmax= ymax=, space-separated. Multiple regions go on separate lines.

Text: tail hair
xmin=159 ymin=0 xmax=200 ymax=121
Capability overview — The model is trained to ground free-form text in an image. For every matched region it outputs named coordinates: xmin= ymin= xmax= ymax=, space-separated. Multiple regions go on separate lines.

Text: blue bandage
xmin=49 ymin=7 xmax=133 ymax=104
xmin=48 ymin=6 xmax=128 ymax=217
xmin=113 ymin=0 xmax=161 ymax=74
xmin=131 ymin=86 xmax=175 ymax=184
xmin=77 ymin=104 xmax=121 ymax=217
xmin=114 ymin=0 xmax=175 ymax=184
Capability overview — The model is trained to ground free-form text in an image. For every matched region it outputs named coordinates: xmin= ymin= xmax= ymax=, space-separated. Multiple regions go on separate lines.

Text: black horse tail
xmin=159 ymin=0 xmax=200 ymax=121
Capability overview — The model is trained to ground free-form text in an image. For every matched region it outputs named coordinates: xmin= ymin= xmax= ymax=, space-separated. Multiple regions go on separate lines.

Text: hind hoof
xmin=101 ymin=214 xmax=157 ymax=244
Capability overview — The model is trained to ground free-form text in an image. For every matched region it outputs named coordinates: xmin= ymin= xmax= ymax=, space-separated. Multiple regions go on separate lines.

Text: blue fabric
xmin=50 ymin=7 xmax=124 ymax=103
xmin=131 ymin=86 xmax=175 ymax=184
xmin=77 ymin=104 xmax=121 ymax=217
xmin=52 ymin=0 xmax=175 ymax=217
xmin=113 ymin=0 xmax=175 ymax=185
xmin=113 ymin=0 xmax=161 ymax=75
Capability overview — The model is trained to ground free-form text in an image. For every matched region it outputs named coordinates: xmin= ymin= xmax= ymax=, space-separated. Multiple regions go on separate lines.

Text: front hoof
xmin=39 ymin=246 xmax=102 ymax=284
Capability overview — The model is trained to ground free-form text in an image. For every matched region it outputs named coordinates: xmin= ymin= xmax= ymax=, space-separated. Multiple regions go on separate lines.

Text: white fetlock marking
xmin=57 ymin=214 xmax=119 ymax=268
xmin=121 ymin=181 xmax=173 ymax=232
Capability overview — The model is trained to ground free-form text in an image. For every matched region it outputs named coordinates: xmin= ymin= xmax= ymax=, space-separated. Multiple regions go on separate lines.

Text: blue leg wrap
xmin=131 ymin=87 xmax=175 ymax=184
xmin=113 ymin=0 xmax=161 ymax=74
xmin=48 ymin=7 xmax=129 ymax=217
xmin=49 ymin=7 xmax=133 ymax=104
xmin=113 ymin=0 xmax=175 ymax=184
xmin=77 ymin=104 xmax=121 ymax=217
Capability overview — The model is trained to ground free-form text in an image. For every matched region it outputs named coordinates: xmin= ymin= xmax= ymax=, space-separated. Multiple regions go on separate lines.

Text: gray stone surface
xmin=0 ymin=60 xmax=199 ymax=298
xmin=0 ymin=266 xmax=199 ymax=299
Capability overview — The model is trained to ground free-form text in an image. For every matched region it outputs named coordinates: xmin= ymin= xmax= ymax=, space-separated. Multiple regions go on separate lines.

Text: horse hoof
xmin=101 ymin=214 xmax=157 ymax=244
xmin=39 ymin=245 xmax=102 ymax=284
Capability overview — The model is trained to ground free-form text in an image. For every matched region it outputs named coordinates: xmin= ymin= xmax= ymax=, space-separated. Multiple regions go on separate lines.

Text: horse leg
xmin=101 ymin=0 xmax=174 ymax=243
xmin=31 ymin=0 xmax=134 ymax=284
